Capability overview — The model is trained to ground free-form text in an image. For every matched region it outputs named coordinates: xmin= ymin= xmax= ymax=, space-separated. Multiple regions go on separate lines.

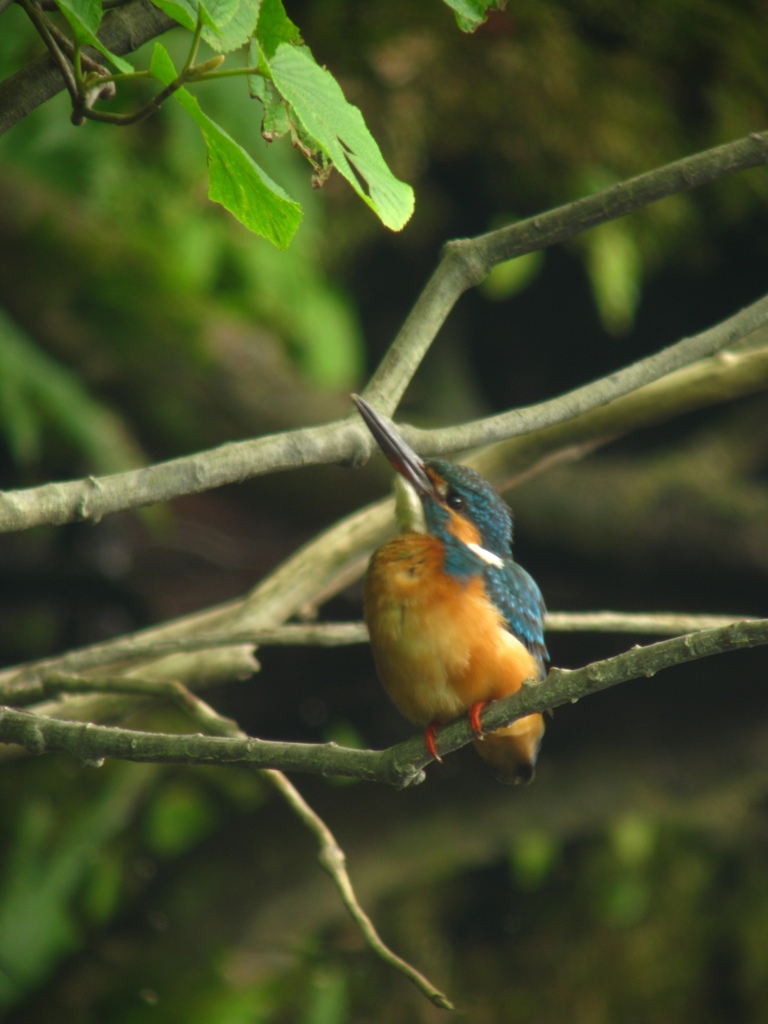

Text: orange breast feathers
xmin=363 ymin=532 xmax=542 ymax=729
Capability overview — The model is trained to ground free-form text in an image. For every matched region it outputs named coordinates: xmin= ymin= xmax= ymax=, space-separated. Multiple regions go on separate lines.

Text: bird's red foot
xmin=469 ymin=700 xmax=490 ymax=740
xmin=424 ymin=721 xmax=443 ymax=763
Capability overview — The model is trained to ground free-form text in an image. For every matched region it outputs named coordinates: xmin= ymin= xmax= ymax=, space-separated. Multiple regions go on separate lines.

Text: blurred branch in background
xmin=0 ymin=606 xmax=755 ymax=705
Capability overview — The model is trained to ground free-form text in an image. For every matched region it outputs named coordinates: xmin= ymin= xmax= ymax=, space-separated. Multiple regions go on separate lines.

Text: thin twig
xmin=26 ymin=3 xmax=111 ymax=76
xmin=19 ymin=0 xmax=78 ymax=100
xmin=263 ymin=769 xmax=454 ymax=1010
xmin=71 ymin=15 xmax=224 ymax=125
xmin=0 ymin=0 xmax=176 ymax=136
xmin=37 ymin=672 xmax=453 ymax=1009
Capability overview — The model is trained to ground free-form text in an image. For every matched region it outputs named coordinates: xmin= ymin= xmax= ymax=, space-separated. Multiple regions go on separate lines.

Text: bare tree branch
xmin=544 ymin=611 xmax=758 ymax=635
xmin=2 ymin=619 xmax=765 ymax=784
xmin=0 ymin=130 xmax=763 ymax=532
xmin=405 ymin=299 xmax=768 ymax=455
xmin=472 ymin=341 xmax=768 ymax=486
xmin=360 ymin=130 xmax=768 ymax=413
xmin=0 ymin=289 xmax=766 ymax=536
xmin=263 ymin=768 xmax=453 ymax=1009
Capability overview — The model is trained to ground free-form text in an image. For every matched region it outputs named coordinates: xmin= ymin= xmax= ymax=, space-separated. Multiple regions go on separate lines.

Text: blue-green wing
xmin=483 ymin=560 xmax=548 ymax=677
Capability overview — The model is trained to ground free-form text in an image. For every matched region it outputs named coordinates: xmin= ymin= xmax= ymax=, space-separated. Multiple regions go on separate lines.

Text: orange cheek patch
xmin=446 ymin=510 xmax=482 ymax=547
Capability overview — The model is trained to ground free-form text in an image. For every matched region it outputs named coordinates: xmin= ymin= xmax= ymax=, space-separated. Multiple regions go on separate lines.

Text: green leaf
xmin=151 ymin=43 xmax=302 ymax=247
xmin=201 ymin=0 xmax=261 ymax=52
xmin=255 ymin=0 xmax=301 ymax=59
xmin=267 ymin=43 xmax=414 ymax=231
xmin=149 ymin=0 xmax=253 ymax=46
xmin=53 ymin=0 xmax=133 ymax=73
xmin=441 ymin=0 xmax=506 ymax=33
xmin=148 ymin=0 xmax=202 ymax=32
xmin=200 ymin=0 xmax=240 ymax=28
xmin=248 ymin=53 xmax=322 ymax=174
xmin=56 ymin=0 xmax=101 ymax=34
xmin=253 ymin=77 xmax=293 ymax=141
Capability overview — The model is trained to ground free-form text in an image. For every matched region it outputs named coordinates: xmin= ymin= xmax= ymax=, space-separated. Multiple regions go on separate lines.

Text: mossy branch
xmin=3 ymin=619 xmax=765 ymax=786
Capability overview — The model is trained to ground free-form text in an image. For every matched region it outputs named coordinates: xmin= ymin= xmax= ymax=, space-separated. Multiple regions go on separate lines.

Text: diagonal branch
xmin=2 ymin=619 xmax=765 ymax=785
xmin=264 ymin=768 xmax=453 ymax=1009
xmin=360 ymin=130 xmax=768 ymax=413
xmin=408 ymin=295 xmax=768 ymax=454
xmin=19 ymin=0 xmax=79 ymax=101
xmin=0 ymin=290 xmax=766 ymax=536
xmin=0 ymin=130 xmax=764 ymax=532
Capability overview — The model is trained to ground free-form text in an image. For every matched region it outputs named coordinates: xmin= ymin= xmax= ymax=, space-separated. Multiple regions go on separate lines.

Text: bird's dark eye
xmin=446 ymin=491 xmax=464 ymax=511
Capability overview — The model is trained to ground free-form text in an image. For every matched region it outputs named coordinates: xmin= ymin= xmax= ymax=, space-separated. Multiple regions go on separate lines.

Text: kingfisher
xmin=353 ymin=394 xmax=547 ymax=785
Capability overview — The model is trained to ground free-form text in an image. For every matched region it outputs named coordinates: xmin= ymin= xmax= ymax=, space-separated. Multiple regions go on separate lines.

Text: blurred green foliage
xmin=0 ymin=762 xmax=155 ymax=1007
xmin=0 ymin=309 xmax=140 ymax=470
xmin=142 ymin=778 xmax=218 ymax=857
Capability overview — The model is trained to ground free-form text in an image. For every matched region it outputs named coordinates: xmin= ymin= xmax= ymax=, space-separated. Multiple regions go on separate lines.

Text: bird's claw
xmin=469 ymin=700 xmax=490 ymax=740
xmin=424 ymin=722 xmax=443 ymax=763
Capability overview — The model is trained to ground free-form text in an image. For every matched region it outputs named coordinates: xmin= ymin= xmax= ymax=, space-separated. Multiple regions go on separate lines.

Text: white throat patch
xmin=466 ymin=542 xmax=505 ymax=568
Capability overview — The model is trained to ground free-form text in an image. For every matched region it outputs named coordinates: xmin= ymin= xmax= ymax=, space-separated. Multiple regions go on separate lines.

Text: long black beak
xmin=352 ymin=395 xmax=435 ymax=498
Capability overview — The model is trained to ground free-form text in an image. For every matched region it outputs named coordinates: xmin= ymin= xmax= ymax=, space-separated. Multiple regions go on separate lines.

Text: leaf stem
xmin=182 ymin=14 xmax=204 ymax=73
xmin=19 ymin=0 xmax=78 ymax=101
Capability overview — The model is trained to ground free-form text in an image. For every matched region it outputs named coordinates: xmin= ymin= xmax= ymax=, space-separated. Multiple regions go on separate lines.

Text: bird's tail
xmin=473 ymin=712 xmax=545 ymax=785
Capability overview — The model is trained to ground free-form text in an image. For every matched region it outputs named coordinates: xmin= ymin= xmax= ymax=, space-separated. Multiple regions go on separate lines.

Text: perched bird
xmin=353 ymin=394 xmax=547 ymax=784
